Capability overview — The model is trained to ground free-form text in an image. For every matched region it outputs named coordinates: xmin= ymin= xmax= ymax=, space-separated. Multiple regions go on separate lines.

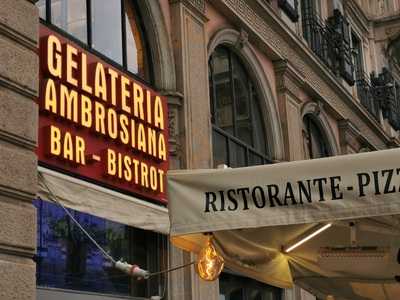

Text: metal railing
xmin=355 ymin=71 xmax=380 ymax=121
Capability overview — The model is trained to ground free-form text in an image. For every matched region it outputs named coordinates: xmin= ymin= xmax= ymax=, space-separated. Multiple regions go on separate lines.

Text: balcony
xmin=371 ymin=68 xmax=400 ymax=131
xmin=355 ymin=71 xmax=379 ymax=120
xmin=302 ymin=9 xmax=355 ymax=86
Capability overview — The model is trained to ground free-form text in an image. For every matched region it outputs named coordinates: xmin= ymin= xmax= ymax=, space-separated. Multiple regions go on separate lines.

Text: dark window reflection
xmin=213 ymin=129 xmax=228 ymax=167
xmin=212 ymin=47 xmax=234 ymax=135
xmin=209 ymin=45 xmax=269 ymax=167
xmin=34 ymin=199 xmax=165 ymax=297
xmin=303 ymin=114 xmax=331 ymax=159
xmin=219 ymin=273 xmax=282 ymax=300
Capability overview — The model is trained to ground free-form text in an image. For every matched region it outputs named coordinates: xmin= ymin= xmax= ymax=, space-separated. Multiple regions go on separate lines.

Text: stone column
xmin=170 ymin=0 xmax=212 ymax=170
xmin=0 ymin=0 xmax=38 ymax=299
xmin=169 ymin=1 xmax=218 ymax=300
xmin=273 ymin=59 xmax=306 ymax=161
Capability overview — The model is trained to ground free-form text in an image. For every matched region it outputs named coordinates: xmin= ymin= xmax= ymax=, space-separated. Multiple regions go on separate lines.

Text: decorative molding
xmin=344 ymin=0 xmax=370 ymax=34
xmin=301 ymin=101 xmax=340 ymax=156
xmin=0 ymin=74 xmax=37 ymax=100
xmin=138 ymin=1 xmax=177 ymax=91
xmin=169 ymin=0 xmax=206 ymax=17
xmin=338 ymin=119 xmax=377 ymax=153
xmin=273 ymin=59 xmax=305 ymax=99
xmin=234 ymin=29 xmax=249 ymax=50
xmin=0 ymin=23 xmax=37 ymax=52
xmin=0 ymin=243 xmax=35 ymax=258
xmin=162 ymin=90 xmax=184 ymax=106
xmin=0 ymin=129 xmax=36 ymax=151
xmin=386 ymin=137 xmax=400 ymax=148
xmin=163 ymin=91 xmax=184 ymax=154
xmin=0 ymin=183 xmax=36 ymax=203
xmin=188 ymin=0 xmax=206 ymax=13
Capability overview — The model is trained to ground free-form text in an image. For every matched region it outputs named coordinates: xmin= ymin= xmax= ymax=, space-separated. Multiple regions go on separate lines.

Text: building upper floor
xmin=269 ymin=0 xmax=400 ymax=141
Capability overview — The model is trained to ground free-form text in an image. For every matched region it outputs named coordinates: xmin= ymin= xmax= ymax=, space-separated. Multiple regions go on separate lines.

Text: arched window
xmin=302 ymin=114 xmax=331 ymax=159
xmin=209 ymin=45 xmax=270 ymax=167
xmin=36 ymin=0 xmax=151 ymax=81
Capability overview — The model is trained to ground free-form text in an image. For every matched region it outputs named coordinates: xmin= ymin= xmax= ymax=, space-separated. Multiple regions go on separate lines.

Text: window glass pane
xmin=249 ymin=151 xmax=263 ymax=166
xmin=230 ymin=141 xmax=246 ymax=168
xmin=52 ymin=0 xmax=87 ymax=43
xmin=303 ymin=115 xmax=330 ymax=159
xmin=232 ymin=55 xmax=253 ymax=147
xmin=252 ymin=93 xmax=267 ymax=155
xmin=36 ymin=0 xmax=46 ymax=20
xmin=210 ymin=46 xmax=269 ymax=167
xmin=34 ymin=199 xmax=158 ymax=297
xmin=92 ymin=0 xmax=123 ymax=64
xmin=213 ymin=47 xmax=234 ymax=135
xmin=352 ymin=33 xmax=363 ymax=78
xmin=213 ymin=129 xmax=228 ymax=167
xmin=125 ymin=0 xmax=148 ymax=79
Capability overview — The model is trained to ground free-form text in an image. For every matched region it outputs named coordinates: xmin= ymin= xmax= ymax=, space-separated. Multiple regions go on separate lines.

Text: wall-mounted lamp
xmin=196 ymin=235 xmax=224 ymax=281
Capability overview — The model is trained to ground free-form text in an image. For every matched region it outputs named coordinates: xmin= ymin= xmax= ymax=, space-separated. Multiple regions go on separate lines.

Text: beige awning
xmin=38 ymin=167 xmax=169 ymax=234
xmin=168 ymin=148 xmax=400 ymax=300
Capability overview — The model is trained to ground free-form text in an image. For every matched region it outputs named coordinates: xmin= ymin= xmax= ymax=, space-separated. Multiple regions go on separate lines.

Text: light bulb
xmin=196 ymin=236 xmax=224 ymax=281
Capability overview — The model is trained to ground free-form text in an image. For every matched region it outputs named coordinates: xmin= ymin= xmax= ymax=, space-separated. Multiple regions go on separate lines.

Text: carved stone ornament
xmin=235 ymin=29 xmax=249 ymax=50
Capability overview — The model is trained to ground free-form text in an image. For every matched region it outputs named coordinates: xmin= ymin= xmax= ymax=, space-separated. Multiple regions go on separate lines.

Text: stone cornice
xmin=211 ymin=0 xmax=392 ymax=149
xmin=0 ymin=129 xmax=36 ymax=151
xmin=273 ymin=59 xmax=305 ymax=101
xmin=344 ymin=0 xmax=370 ymax=34
xmin=338 ymin=119 xmax=378 ymax=151
xmin=0 ymin=74 xmax=37 ymax=100
xmin=170 ymin=0 xmax=207 ymax=21
xmin=0 ymin=243 xmax=35 ymax=258
xmin=0 ymin=23 xmax=37 ymax=52
xmin=373 ymin=14 xmax=400 ymax=27
xmin=0 ymin=183 xmax=36 ymax=203
xmin=273 ymin=59 xmax=305 ymax=88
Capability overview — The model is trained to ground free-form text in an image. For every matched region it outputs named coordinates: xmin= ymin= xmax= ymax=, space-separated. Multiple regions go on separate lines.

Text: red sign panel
xmin=38 ymin=25 xmax=169 ymax=204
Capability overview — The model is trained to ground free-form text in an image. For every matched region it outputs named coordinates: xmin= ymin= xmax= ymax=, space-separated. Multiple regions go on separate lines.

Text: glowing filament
xmin=196 ymin=237 xmax=224 ymax=281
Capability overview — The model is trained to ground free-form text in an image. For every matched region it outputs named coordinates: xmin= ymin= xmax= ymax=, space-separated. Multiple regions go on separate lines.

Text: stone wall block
xmin=0 ymin=0 xmax=38 ymax=44
xmin=0 ymin=35 xmax=38 ymax=93
xmin=0 ymin=87 xmax=38 ymax=148
xmin=0 ymin=141 xmax=37 ymax=197
xmin=0 ymin=196 xmax=36 ymax=252
xmin=0 ymin=255 xmax=36 ymax=300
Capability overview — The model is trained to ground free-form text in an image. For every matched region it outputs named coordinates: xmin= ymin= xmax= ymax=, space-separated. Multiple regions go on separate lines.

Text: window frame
xmin=39 ymin=0 xmax=153 ymax=85
xmin=351 ymin=30 xmax=364 ymax=80
xmin=278 ymin=0 xmax=300 ymax=22
xmin=209 ymin=45 xmax=271 ymax=167
xmin=302 ymin=113 xmax=331 ymax=159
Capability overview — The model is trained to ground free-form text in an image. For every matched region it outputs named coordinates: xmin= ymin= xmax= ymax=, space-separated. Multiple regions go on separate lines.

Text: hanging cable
xmin=38 ymin=172 xmax=196 ymax=282
xmin=39 ymin=172 xmax=116 ymax=264
xmin=148 ymin=261 xmax=196 ymax=277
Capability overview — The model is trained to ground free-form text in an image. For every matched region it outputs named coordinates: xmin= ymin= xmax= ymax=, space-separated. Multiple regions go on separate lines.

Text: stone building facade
xmin=1 ymin=0 xmax=400 ymax=300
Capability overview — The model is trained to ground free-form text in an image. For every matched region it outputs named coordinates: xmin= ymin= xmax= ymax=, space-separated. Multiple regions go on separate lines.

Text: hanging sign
xmin=38 ymin=25 xmax=169 ymax=204
xmin=168 ymin=148 xmax=400 ymax=235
